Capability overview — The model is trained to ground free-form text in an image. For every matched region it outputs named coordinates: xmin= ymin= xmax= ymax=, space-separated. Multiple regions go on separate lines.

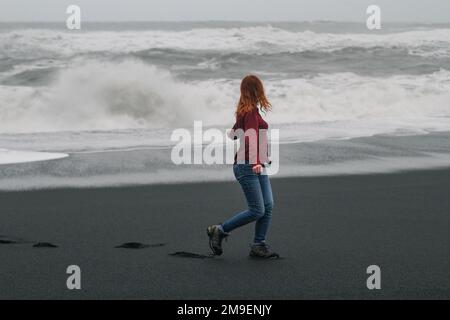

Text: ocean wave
xmin=2 ymin=46 xmax=447 ymax=87
xmin=133 ymin=46 xmax=449 ymax=78
xmin=1 ymin=26 xmax=450 ymax=59
xmin=0 ymin=60 xmax=235 ymax=133
xmin=1 ymin=59 xmax=450 ymax=135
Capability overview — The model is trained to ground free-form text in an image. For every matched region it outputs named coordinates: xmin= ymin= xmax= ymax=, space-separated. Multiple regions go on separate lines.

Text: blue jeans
xmin=222 ymin=164 xmax=274 ymax=244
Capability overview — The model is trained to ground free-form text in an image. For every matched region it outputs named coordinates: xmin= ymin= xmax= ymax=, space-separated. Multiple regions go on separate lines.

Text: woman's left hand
xmin=252 ymin=164 xmax=263 ymax=174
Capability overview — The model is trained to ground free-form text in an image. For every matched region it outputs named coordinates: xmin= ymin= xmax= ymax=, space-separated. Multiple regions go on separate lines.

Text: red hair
xmin=236 ymin=75 xmax=271 ymax=117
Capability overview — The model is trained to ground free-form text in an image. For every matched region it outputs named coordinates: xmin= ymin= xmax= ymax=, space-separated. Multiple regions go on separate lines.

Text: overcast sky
xmin=0 ymin=0 xmax=448 ymax=22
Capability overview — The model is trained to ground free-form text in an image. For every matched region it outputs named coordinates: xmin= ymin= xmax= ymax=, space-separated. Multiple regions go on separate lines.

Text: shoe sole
xmin=206 ymin=227 xmax=223 ymax=256
xmin=249 ymin=252 xmax=280 ymax=259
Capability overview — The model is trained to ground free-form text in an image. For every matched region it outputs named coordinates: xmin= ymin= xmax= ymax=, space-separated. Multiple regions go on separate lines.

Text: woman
xmin=207 ymin=75 xmax=279 ymax=259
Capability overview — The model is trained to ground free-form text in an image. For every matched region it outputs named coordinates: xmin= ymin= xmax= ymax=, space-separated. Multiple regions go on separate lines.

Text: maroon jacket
xmin=231 ymin=108 xmax=269 ymax=166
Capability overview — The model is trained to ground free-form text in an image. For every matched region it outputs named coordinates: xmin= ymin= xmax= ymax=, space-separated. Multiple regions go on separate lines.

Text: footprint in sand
xmin=115 ymin=242 xmax=167 ymax=249
xmin=169 ymin=252 xmax=215 ymax=259
xmin=0 ymin=235 xmax=24 ymax=245
xmin=0 ymin=239 xmax=18 ymax=244
xmin=33 ymin=242 xmax=59 ymax=248
xmin=1 ymin=236 xmax=59 ymax=248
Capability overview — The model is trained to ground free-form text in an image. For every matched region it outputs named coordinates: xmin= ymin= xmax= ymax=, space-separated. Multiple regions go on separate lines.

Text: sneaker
xmin=249 ymin=243 xmax=280 ymax=259
xmin=206 ymin=225 xmax=229 ymax=256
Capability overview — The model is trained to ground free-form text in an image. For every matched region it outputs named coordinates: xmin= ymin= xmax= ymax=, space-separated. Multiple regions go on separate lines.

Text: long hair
xmin=236 ymin=75 xmax=271 ymax=117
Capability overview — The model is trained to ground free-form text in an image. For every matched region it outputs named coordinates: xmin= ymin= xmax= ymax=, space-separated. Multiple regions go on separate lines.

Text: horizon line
xmin=0 ymin=19 xmax=449 ymax=24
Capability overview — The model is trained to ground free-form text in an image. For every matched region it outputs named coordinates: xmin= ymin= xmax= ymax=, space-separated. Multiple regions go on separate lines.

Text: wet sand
xmin=0 ymin=169 xmax=449 ymax=299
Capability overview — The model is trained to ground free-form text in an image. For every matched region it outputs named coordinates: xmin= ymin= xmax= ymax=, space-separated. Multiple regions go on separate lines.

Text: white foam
xmin=1 ymin=152 xmax=450 ymax=191
xmin=1 ymin=60 xmax=450 ymax=139
xmin=1 ymin=27 xmax=450 ymax=58
xmin=0 ymin=148 xmax=68 ymax=165
xmin=0 ymin=61 xmax=235 ymax=134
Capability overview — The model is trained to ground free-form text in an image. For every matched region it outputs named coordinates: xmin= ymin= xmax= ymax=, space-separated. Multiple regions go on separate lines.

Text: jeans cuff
xmin=253 ymin=240 xmax=266 ymax=246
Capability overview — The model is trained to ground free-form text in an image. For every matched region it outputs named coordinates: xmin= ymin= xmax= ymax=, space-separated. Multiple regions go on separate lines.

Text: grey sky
xmin=0 ymin=0 xmax=448 ymax=23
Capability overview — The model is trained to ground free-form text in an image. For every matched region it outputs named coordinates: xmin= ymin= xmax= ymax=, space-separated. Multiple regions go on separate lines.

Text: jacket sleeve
xmin=243 ymin=112 xmax=261 ymax=166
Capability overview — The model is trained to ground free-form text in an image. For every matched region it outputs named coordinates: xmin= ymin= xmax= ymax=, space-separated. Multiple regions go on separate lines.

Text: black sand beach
xmin=0 ymin=169 xmax=449 ymax=299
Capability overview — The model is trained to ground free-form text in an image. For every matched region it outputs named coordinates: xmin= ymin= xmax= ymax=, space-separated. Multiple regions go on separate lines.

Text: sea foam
xmin=1 ymin=27 xmax=450 ymax=59
xmin=0 ymin=60 xmax=449 ymax=138
xmin=0 ymin=148 xmax=68 ymax=165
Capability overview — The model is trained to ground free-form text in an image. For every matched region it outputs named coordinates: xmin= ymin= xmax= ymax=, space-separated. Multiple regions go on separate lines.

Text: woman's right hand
xmin=252 ymin=164 xmax=263 ymax=174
